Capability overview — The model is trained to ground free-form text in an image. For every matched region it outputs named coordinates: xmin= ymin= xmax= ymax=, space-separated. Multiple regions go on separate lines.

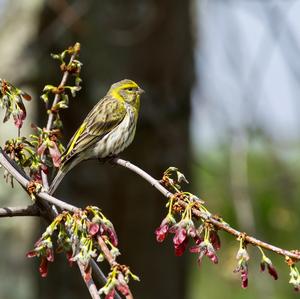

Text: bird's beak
xmin=138 ymin=88 xmax=145 ymax=95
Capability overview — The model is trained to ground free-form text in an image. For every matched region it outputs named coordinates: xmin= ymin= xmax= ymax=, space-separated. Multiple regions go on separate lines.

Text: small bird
xmin=49 ymin=79 xmax=144 ymax=194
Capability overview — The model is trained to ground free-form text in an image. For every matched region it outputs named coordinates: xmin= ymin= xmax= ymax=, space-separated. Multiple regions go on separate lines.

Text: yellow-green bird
xmin=49 ymin=79 xmax=144 ymax=194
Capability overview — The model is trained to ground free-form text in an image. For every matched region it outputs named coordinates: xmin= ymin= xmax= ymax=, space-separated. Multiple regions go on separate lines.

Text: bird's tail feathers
xmin=48 ymin=169 xmax=66 ymax=195
xmin=48 ymin=154 xmax=81 ymax=195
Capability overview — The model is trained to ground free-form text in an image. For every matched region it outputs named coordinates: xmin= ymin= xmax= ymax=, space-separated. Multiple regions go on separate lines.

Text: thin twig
xmin=0 ymin=148 xmax=78 ymax=213
xmin=39 ymin=191 xmax=78 ymax=212
xmin=0 ymin=147 xmax=124 ymax=298
xmin=97 ymin=236 xmax=117 ymax=266
xmin=38 ymin=43 xmax=103 ymax=299
xmin=41 ymin=42 xmax=80 ymax=190
xmin=113 ymin=157 xmax=300 ymax=260
xmin=0 ymin=204 xmax=39 ymax=217
xmin=46 ymin=43 xmax=80 ymax=131
xmin=90 ymin=260 xmax=123 ymax=299
xmin=90 ymin=259 xmax=108 ymax=285
xmin=0 ymin=149 xmax=30 ymax=186
xmin=113 ymin=158 xmax=173 ymax=199
xmin=78 ymin=262 xmax=100 ymax=299
xmin=97 ymin=236 xmax=133 ymax=299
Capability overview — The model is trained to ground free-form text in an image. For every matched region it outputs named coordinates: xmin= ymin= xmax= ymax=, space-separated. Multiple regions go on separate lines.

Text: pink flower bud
xmin=49 ymin=141 xmax=61 ymax=167
xmin=155 ymin=223 xmax=169 ymax=243
xmin=39 ymin=257 xmax=49 ymax=278
xmin=105 ymin=289 xmax=115 ymax=299
xmin=88 ymin=223 xmax=100 ymax=236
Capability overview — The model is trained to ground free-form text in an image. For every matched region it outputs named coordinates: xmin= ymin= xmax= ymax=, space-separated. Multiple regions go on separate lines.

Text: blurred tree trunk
xmin=34 ymin=1 xmax=194 ymax=298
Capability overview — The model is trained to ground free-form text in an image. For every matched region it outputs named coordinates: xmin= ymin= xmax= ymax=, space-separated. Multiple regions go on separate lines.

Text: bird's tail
xmin=48 ymin=168 xmax=66 ymax=195
xmin=48 ymin=155 xmax=81 ymax=195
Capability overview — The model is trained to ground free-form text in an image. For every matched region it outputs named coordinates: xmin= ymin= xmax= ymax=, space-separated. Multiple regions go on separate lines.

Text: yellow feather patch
xmin=111 ymin=82 xmax=139 ymax=101
xmin=65 ymin=122 xmax=86 ymax=156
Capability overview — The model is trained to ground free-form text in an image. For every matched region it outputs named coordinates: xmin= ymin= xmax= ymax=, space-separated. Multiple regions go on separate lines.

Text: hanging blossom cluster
xmin=1 ymin=44 xmax=82 ymax=184
xmin=0 ymin=43 xmax=140 ymax=298
xmin=155 ymin=167 xmax=284 ymax=289
xmin=3 ymin=127 xmax=64 ymax=183
xmin=27 ymin=206 xmax=118 ymax=276
xmin=32 ymin=125 xmax=64 ymax=170
xmin=286 ymin=257 xmax=300 ymax=291
xmin=155 ymin=168 xmax=219 ymax=265
xmin=99 ymin=264 xmax=139 ymax=298
xmin=0 ymin=79 xmax=31 ymax=130
xmin=26 ymin=206 xmax=138 ymax=296
xmin=2 ymin=43 xmax=300 ymax=298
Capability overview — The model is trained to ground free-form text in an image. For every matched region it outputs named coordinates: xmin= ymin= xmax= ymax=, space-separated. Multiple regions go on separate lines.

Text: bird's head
xmin=109 ymin=79 xmax=144 ymax=109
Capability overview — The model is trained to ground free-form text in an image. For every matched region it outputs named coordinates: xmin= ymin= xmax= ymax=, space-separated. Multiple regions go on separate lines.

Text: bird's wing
xmin=62 ymin=98 xmax=126 ymax=162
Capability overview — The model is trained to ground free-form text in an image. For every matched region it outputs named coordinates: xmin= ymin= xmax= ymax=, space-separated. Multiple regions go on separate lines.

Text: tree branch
xmin=78 ymin=262 xmax=100 ymax=299
xmin=97 ymin=236 xmax=133 ymax=299
xmin=41 ymin=42 xmax=80 ymax=190
xmin=45 ymin=43 xmax=80 ymax=131
xmin=37 ymin=44 xmax=102 ymax=297
xmin=0 ymin=205 xmax=40 ymax=217
xmin=113 ymin=157 xmax=300 ymax=260
xmin=90 ymin=260 xmax=122 ymax=299
xmin=113 ymin=158 xmax=173 ymax=199
xmin=0 ymin=148 xmax=79 ymax=212
xmin=0 ymin=147 xmax=126 ymax=298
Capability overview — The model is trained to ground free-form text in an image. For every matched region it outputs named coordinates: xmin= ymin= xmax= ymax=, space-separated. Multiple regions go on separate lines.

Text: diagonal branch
xmin=97 ymin=236 xmax=133 ymax=299
xmin=113 ymin=157 xmax=300 ymax=261
xmin=0 ymin=147 xmax=127 ymax=298
xmin=113 ymin=158 xmax=173 ymax=199
xmin=0 ymin=148 xmax=78 ymax=212
xmin=78 ymin=262 xmax=100 ymax=299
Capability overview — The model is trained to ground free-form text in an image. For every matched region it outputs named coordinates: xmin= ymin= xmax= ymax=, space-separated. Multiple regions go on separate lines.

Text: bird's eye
xmin=127 ymin=87 xmax=133 ymax=91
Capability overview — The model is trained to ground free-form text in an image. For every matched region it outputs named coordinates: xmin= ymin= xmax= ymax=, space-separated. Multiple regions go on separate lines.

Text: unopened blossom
xmin=155 ymin=215 xmax=176 ymax=243
xmin=190 ymin=240 xmax=218 ymax=266
xmin=48 ymin=140 xmax=61 ymax=167
xmin=116 ymin=273 xmax=130 ymax=296
xmin=234 ymin=245 xmax=250 ymax=288
xmin=0 ymin=79 xmax=31 ymax=129
xmin=289 ymin=265 xmax=300 ymax=291
xmin=90 ymin=212 xmax=119 ymax=246
xmin=39 ymin=257 xmax=49 ymax=278
xmin=13 ymin=108 xmax=26 ymax=129
xmin=26 ymin=237 xmax=55 ymax=277
xmin=210 ymin=230 xmax=221 ymax=251
xmin=88 ymin=222 xmax=100 ymax=236
xmin=105 ymin=289 xmax=115 ymax=299
xmin=236 ymin=246 xmax=250 ymax=262
xmin=171 ymin=225 xmax=188 ymax=256
xmin=186 ymin=222 xmax=197 ymax=238
xmin=260 ymin=256 xmax=278 ymax=280
xmin=234 ymin=260 xmax=248 ymax=288
xmin=101 ymin=224 xmax=118 ymax=247
xmin=155 ymin=222 xmax=169 ymax=243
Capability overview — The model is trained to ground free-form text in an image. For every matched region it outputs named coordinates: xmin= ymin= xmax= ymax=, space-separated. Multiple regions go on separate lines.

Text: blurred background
xmin=0 ymin=0 xmax=300 ymax=298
